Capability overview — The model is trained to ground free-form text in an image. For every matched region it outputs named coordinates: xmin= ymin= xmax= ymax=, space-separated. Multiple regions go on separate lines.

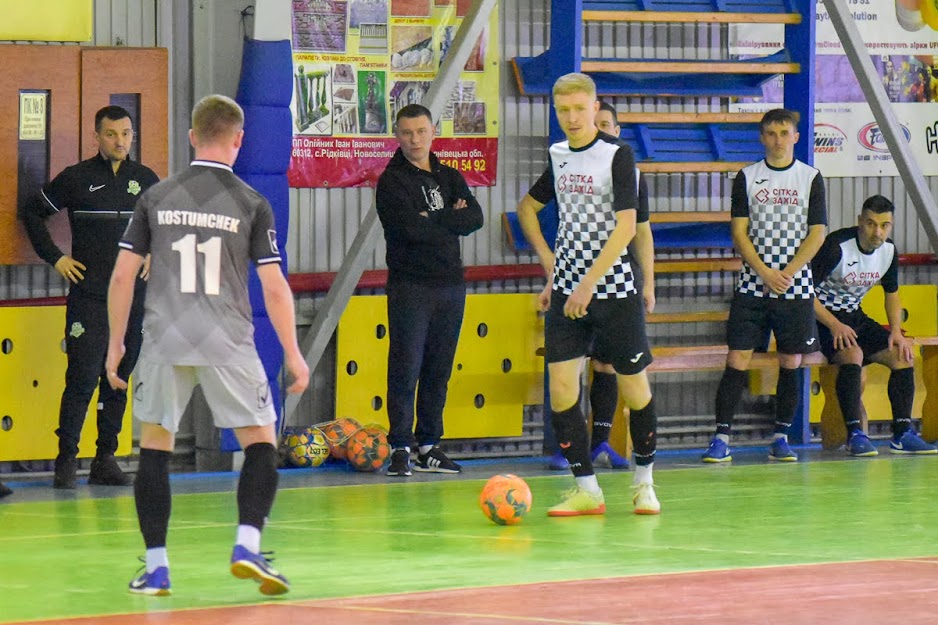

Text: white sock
xmin=634 ymin=463 xmax=654 ymax=486
xmin=716 ymin=433 xmax=729 ymax=444
xmin=575 ymin=474 xmax=601 ymax=495
xmin=145 ymin=547 xmax=168 ymax=573
xmin=773 ymin=433 xmax=788 ymax=442
xmin=393 ymin=446 xmax=411 ymax=454
xmin=236 ymin=525 xmax=261 ymax=554
xmin=418 ymin=445 xmax=433 ymax=455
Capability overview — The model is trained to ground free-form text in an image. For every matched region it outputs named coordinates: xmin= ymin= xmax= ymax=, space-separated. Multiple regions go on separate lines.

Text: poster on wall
xmin=729 ymin=0 xmax=938 ymax=177
xmin=288 ymin=0 xmax=499 ymax=188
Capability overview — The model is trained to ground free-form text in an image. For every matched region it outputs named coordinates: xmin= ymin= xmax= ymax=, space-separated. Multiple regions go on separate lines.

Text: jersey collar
xmin=191 ymin=159 xmax=233 ymax=172
xmin=568 ymin=132 xmax=601 ymax=152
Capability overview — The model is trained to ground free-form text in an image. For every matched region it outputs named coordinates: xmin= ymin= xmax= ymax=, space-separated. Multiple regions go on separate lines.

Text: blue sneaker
xmin=768 ymin=437 xmax=798 ymax=462
xmin=128 ymin=565 xmax=171 ymax=596
xmin=889 ymin=430 xmax=938 ymax=455
xmin=230 ymin=545 xmax=290 ymax=595
xmin=846 ymin=431 xmax=878 ymax=457
xmin=701 ymin=437 xmax=732 ymax=463
xmin=548 ymin=450 xmax=569 ymax=471
xmin=591 ymin=442 xmax=630 ymax=469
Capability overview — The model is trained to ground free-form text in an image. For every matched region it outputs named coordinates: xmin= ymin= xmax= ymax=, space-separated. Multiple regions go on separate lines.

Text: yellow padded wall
xmin=813 ymin=285 xmax=935 ymax=427
xmin=0 ymin=306 xmax=132 ymax=461
xmin=336 ymin=294 xmax=544 ymax=439
xmin=860 ymin=285 xmax=937 ymax=337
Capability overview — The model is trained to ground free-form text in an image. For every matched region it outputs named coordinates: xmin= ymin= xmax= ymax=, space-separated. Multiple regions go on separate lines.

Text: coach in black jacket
xmin=21 ymin=106 xmax=159 ymax=489
xmin=376 ymin=104 xmax=483 ymax=477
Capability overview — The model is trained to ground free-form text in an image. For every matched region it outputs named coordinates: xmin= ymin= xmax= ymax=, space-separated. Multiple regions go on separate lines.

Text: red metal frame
xmin=2 ymin=255 xmax=933 ymax=305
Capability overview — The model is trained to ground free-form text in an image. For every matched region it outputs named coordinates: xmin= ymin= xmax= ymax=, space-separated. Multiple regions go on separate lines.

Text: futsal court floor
xmin=2 ymin=444 xmax=938 ymax=625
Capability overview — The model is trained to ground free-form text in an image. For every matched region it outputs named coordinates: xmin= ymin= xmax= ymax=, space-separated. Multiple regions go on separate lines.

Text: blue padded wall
xmin=222 ymin=38 xmax=294 ymax=451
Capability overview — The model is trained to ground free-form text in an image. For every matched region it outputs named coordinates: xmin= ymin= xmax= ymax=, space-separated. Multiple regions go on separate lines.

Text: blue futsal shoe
xmin=128 ymin=565 xmax=171 ymax=596
xmin=846 ymin=431 xmax=878 ymax=457
xmin=768 ymin=437 xmax=798 ymax=462
xmin=701 ymin=437 xmax=732 ymax=463
xmin=889 ymin=430 xmax=938 ymax=455
xmin=591 ymin=442 xmax=630 ymax=469
xmin=548 ymin=450 xmax=569 ymax=471
xmin=230 ymin=545 xmax=290 ymax=596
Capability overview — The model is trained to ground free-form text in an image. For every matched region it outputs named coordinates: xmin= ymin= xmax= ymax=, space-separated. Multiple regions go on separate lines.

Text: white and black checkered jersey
xmin=812 ymin=226 xmax=898 ymax=313
xmin=119 ymin=160 xmax=282 ymax=366
xmin=528 ymin=132 xmax=639 ymax=299
xmin=731 ymin=159 xmax=827 ymax=299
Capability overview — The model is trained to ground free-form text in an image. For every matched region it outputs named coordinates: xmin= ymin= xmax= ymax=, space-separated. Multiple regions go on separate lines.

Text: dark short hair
xmin=598 ymin=100 xmax=618 ymax=119
xmin=396 ymin=104 xmax=432 ymax=124
xmin=759 ymin=108 xmax=800 ymax=132
xmin=95 ymin=106 xmax=132 ymax=131
xmin=862 ymin=194 xmax=895 ymax=214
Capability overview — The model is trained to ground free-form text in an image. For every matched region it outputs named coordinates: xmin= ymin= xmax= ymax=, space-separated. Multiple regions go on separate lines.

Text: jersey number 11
xmin=171 ymin=234 xmax=222 ymax=295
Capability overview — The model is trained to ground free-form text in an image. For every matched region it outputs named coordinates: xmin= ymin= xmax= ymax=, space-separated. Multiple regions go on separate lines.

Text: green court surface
xmin=1 ymin=454 xmax=937 ymax=623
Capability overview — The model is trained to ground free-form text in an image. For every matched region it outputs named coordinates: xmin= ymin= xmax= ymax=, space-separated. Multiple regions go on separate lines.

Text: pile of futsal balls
xmin=279 ymin=417 xmax=392 ymax=472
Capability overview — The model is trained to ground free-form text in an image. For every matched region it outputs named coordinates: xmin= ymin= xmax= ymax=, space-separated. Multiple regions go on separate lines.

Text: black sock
xmin=589 ymin=371 xmax=617 ymax=447
xmin=889 ymin=367 xmax=915 ymax=438
xmin=715 ymin=367 xmax=748 ymax=436
xmin=134 ymin=448 xmax=172 ymax=549
xmin=629 ymin=397 xmax=657 ymax=466
xmin=835 ymin=364 xmax=863 ymax=434
xmin=237 ymin=443 xmax=280 ymax=529
xmin=774 ymin=367 xmax=800 ymax=435
xmin=550 ymin=403 xmax=593 ymax=477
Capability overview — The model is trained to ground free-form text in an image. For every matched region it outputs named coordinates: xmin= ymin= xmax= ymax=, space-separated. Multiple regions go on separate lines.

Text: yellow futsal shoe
xmin=632 ymin=482 xmax=661 ymax=515
xmin=547 ymin=487 xmax=606 ymax=517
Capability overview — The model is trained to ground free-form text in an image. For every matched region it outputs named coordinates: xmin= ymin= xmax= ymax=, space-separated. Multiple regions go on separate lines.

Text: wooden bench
xmin=582 ymin=9 xmax=802 ymax=25
xmin=596 ymin=312 xmax=827 ymax=460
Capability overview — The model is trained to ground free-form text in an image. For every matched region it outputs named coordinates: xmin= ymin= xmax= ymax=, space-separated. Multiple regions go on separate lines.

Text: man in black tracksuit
xmin=22 ymin=106 xmax=159 ymax=489
xmin=376 ymin=103 xmax=484 ymax=477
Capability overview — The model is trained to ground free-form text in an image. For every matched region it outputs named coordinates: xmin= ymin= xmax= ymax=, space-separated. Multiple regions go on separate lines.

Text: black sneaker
xmin=414 ymin=447 xmax=462 ymax=474
xmin=88 ymin=455 xmax=131 ymax=486
xmin=53 ymin=456 xmax=78 ymax=490
xmin=0 ymin=481 xmax=11 ymax=499
xmin=387 ymin=449 xmax=412 ymax=477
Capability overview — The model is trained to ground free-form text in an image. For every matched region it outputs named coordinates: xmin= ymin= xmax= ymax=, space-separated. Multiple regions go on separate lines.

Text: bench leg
xmin=819 ymin=365 xmax=848 ymax=450
xmin=922 ymin=346 xmax=938 ymax=442
xmin=607 ymin=400 xmax=633 ymax=461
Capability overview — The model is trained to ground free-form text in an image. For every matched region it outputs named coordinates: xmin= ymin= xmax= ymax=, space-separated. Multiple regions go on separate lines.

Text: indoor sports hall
xmin=4 ymin=1 xmax=938 ymax=624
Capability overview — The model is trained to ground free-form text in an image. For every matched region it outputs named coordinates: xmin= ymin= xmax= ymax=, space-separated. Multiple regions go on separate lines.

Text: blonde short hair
xmin=192 ymin=95 xmax=244 ymax=144
xmin=552 ymin=73 xmax=597 ymax=99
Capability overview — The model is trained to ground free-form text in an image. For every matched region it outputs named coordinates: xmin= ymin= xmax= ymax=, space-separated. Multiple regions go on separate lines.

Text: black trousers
xmin=385 ymin=280 xmax=466 ymax=450
xmin=57 ymin=289 xmax=145 ymax=458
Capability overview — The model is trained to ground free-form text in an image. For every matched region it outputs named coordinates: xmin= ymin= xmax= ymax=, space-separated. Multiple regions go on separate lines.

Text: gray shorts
xmin=133 ymin=358 xmax=277 ymax=433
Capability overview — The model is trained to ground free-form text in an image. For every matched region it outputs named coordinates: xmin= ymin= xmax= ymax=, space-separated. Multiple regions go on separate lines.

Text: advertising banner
xmin=289 ymin=0 xmax=499 ymax=188
xmin=730 ymin=0 xmax=938 ymax=177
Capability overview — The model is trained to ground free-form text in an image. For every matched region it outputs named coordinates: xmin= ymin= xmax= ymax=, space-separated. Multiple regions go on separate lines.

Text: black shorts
xmin=545 ymin=290 xmax=652 ymax=375
xmin=817 ymin=308 xmax=891 ymax=364
xmin=726 ymin=293 xmax=819 ymax=354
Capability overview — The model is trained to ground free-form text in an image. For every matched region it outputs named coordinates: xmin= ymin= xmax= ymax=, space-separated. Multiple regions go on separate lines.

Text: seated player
xmin=812 ymin=194 xmax=937 ymax=456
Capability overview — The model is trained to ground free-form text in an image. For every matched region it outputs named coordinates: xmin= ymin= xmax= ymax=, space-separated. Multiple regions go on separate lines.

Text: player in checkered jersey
xmin=517 ymin=74 xmax=660 ymax=516
xmin=547 ymin=100 xmax=655 ymax=472
xmin=812 ymin=195 xmax=936 ymax=456
xmin=702 ymin=109 xmax=827 ymax=464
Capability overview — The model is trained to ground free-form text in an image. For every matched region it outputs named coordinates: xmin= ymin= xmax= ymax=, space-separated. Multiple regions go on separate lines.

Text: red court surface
xmin=17 ymin=559 xmax=938 ymax=625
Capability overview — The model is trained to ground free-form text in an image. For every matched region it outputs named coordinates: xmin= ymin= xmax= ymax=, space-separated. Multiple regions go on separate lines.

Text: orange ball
xmin=479 ymin=474 xmax=532 ymax=525
xmin=317 ymin=417 xmax=362 ymax=460
xmin=345 ymin=427 xmax=391 ymax=472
